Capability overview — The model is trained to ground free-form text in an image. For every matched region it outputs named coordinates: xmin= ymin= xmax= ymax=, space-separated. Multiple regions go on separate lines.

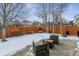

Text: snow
xmin=26 ymin=47 xmax=34 ymax=56
xmin=0 ymin=33 xmax=79 ymax=56
xmin=0 ymin=33 xmax=51 ymax=56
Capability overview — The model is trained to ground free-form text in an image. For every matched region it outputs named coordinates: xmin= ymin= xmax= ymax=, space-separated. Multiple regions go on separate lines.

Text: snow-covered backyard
xmin=0 ymin=33 xmax=79 ymax=56
xmin=0 ymin=33 xmax=51 ymax=56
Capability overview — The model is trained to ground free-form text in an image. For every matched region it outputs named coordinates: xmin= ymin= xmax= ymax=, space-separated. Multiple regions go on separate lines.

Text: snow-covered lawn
xmin=0 ymin=33 xmax=51 ymax=56
xmin=0 ymin=33 xmax=79 ymax=56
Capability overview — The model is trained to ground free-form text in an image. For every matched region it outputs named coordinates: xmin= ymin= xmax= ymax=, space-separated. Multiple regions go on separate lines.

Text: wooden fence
xmin=0 ymin=25 xmax=79 ymax=39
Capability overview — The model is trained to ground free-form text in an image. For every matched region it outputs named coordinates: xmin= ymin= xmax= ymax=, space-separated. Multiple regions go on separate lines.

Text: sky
xmin=63 ymin=3 xmax=79 ymax=21
xmin=27 ymin=3 xmax=79 ymax=22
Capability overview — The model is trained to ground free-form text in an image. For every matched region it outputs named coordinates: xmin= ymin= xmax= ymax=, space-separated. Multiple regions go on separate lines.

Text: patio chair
xmin=33 ymin=40 xmax=49 ymax=56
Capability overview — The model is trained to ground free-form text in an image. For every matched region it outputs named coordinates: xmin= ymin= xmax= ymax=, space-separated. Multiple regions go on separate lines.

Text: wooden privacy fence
xmin=0 ymin=26 xmax=43 ymax=39
xmin=41 ymin=24 xmax=79 ymax=36
xmin=0 ymin=25 xmax=79 ymax=39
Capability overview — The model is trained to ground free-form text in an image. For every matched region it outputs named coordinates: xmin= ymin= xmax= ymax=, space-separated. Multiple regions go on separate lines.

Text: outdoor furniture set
xmin=33 ymin=35 xmax=59 ymax=56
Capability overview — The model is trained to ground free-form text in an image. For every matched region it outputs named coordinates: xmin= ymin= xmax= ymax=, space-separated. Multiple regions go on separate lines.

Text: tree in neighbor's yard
xmin=35 ymin=4 xmax=49 ymax=32
xmin=48 ymin=3 xmax=69 ymax=34
xmin=0 ymin=3 xmax=29 ymax=42
xmin=48 ymin=3 xmax=58 ymax=33
xmin=35 ymin=3 xmax=69 ymax=33
xmin=56 ymin=3 xmax=69 ymax=35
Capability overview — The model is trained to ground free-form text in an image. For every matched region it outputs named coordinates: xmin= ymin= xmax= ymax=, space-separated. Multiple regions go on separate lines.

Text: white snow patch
xmin=0 ymin=33 xmax=79 ymax=56
xmin=77 ymin=42 xmax=79 ymax=48
xmin=0 ymin=33 xmax=51 ymax=56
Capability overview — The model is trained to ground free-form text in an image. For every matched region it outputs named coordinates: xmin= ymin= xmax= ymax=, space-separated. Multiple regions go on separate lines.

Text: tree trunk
xmin=53 ymin=23 xmax=54 ymax=33
xmin=1 ymin=27 xmax=7 ymax=42
xmin=1 ymin=4 xmax=7 ymax=42
xmin=60 ymin=22 xmax=62 ymax=34
xmin=49 ymin=23 xmax=51 ymax=33
xmin=52 ymin=11 xmax=55 ymax=33
xmin=46 ymin=23 xmax=49 ymax=33
xmin=45 ymin=16 xmax=49 ymax=33
xmin=60 ymin=13 xmax=63 ymax=35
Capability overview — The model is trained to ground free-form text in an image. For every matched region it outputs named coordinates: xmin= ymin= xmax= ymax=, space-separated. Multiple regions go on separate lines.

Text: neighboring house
xmin=21 ymin=20 xmax=32 ymax=27
xmin=74 ymin=14 xmax=79 ymax=27
xmin=8 ymin=20 xmax=21 ymax=27
xmin=69 ymin=21 xmax=74 ymax=25
xmin=32 ymin=21 xmax=41 ymax=26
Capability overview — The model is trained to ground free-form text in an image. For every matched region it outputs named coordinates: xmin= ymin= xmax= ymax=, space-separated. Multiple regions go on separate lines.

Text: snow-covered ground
xmin=0 ymin=33 xmax=79 ymax=56
xmin=0 ymin=33 xmax=51 ymax=56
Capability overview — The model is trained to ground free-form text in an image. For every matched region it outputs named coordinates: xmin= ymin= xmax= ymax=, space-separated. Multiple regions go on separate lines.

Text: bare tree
xmin=48 ymin=3 xmax=58 ymax=33
xmin=0 ymin=3 xmax=29 ymax=42
xmin=57 ymin=3 xmax=69 ymax=34
xmin=35 ymin=3 xmax=69 ymax=34
xmin=35 ymin=3 xmax=49 ymax=32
